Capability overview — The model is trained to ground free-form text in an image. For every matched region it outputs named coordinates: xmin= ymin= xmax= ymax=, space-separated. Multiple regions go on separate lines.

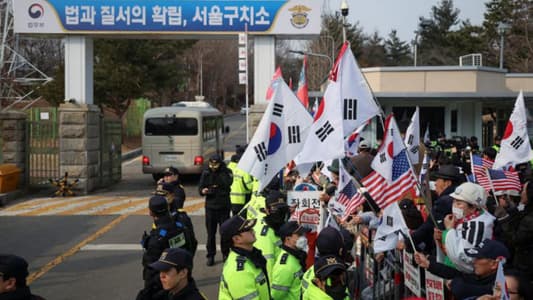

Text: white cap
xmin=450 ymin=182 xmax=484 ymax=207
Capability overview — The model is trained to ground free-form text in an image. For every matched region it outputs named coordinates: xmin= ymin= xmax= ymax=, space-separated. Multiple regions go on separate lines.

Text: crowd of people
xmin=2 ymin=137 xmax=533 ymax=300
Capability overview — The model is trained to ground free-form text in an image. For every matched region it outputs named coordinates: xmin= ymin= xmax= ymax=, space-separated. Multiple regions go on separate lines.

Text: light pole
xmin=341 ymin=0 xmax=349 ymax=43
xmin=289 ymin=50 xmax=333 ymax=83
xmin=321 ymin=35 xmax=336 ymax=64
xmin=498 ymin=22 xmax=511 ymax=69
xmin=413 ymin=18 xmax=432 ymax=67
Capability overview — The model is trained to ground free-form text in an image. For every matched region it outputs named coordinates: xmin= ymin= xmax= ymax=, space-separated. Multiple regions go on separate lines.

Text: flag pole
xmin=485 ymin=168 xmax=499 ymax=207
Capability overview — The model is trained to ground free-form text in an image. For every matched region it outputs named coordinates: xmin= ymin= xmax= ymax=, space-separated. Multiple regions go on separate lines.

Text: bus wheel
xmin=152 ymin=173 xmax=163 ymax=182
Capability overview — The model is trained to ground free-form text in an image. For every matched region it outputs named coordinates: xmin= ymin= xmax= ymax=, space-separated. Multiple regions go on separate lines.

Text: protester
xmin=149 ymin=248 xmax=206 ymax=300
xmin=414 ymin=239 xmax=510 ymax=299
xmin=270 ymin=221 xmax=310 ymax=300
xmin=476 ymin=269 xmax=533 ymax=300
xmin=348 ymin=140 xmax=374 ymax=179
xmin=0 ymin=255 xmax=45 ymax=299
xmin=198 ymin=154 xmax=233 ymax=266
xmin=442 ymin=182 xmax=496 ymax=273
xmin=218 ymin=215 xmax=270 ymax=300
xmin=305 ymin=162 xmax=329 ymax=190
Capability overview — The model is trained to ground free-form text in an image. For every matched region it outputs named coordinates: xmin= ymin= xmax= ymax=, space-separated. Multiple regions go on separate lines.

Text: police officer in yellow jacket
xmin=270 ymin=221 xmax=310 ymax=300
xmin=253 ymin=190 xmax=289 ymax=276
xmin=227 ymin=152 xmax=252 ymax=217
xmin=302 ymin=255 xmax=347 ymax=300
xmin=301 ymin=227 xmax=345 ymax=294
xmin=245 ymin=178 xmax=266 ymax=220
xmin=219 ymin=215 xmax=271 ymax=300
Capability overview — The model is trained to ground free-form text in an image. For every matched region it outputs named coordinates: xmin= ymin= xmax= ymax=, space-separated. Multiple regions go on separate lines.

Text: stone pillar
xmin=253 ymin=36 xmax=275 ymax=105
xmin=0 ymin=111 xmax=27 ymax=187
xmin=59 ymin=103 xmax=100 ymax=194
xmin=65 ymin=36 xmax=94 ymax=104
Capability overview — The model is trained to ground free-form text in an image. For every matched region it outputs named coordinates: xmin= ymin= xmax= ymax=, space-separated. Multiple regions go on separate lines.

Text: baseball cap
xmin=149 ymin=195 xmax=169 ymax=214
xmin=314 ymin=255 xmax=346 ymax=279
xmin=316 ymin=227 xmax=344 ymax=256
xmin=327 ymin=159 xmax=340 ymax=174
xmin=149 ymin=248 xmax=193 ymax=271
xmin=220 ymin=215 xmax=257 ymax=240
xmin=359 ymin=140 xmax=371 ymax=150
xmin=279 ymin=221 xmax=311 ymax=240
xmin=163 ymin=166 xmax=179 ymax=176
xmin=0 ymin=255 xmax=29 ymax=282
xmin=450 ymin=182 xmax=484 ymax=207
xmin=465 ymin=239 xmax=510 ymax=260
xmin=431 ymin=165 xmax=461 ymax=181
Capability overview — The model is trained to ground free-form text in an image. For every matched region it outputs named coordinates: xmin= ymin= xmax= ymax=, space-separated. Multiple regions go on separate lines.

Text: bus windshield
xmin=145 ymin=117 xmax=198 ymax=136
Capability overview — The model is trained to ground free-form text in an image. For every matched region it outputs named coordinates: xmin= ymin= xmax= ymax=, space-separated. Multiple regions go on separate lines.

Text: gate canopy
xmin=14 ymin=0 xmax=322 ymax=38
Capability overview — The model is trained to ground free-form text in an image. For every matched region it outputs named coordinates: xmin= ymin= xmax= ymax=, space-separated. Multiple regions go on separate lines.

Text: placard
xmin=425 ymin=270 xmax=445 ymax=300
xmin=403 ymin=251 xmax=422 ymax=297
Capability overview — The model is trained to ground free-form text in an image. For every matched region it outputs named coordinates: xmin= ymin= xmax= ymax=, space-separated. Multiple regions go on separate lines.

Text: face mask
xmin=517 ymin=203 xmax=525 ymax=211
xmin=296 ymin=236 xmax=308 ymax=252
xmin=266 ymin=208 xmax=288 ymax=229
xmin=452 ymin=206 xmax=464 ymax=219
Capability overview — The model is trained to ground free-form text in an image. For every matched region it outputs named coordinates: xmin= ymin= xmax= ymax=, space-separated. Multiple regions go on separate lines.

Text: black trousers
xmin=231 ymin=204 xmax=245 ymax=217
xmin=205 ymin=207 xmax=230 ymax=258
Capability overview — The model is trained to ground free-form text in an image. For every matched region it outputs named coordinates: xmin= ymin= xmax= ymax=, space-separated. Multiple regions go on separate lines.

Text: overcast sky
xmin=326 ymin=0 xmax=487 ymax=42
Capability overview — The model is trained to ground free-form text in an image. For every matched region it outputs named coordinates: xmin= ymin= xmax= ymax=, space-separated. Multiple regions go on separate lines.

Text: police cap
xmin=265 ymin=190 xmax=288 ymax=209
xmin=149 ymin=248 xmax=193 ymax=271
xmin=163 ymin=166 xmax=179 ymax=176
xmin=221 ymin=215 xmax=257 ymax=240
xmin=279 ymin=221 xmax=311 ymax=240
xmin=316 ymin=227 xmax=344 ymax=256
xmin=149 ymin=195 xmax=169 ymax=215
xmin=314 ymin=255 xmax=346 ymax=279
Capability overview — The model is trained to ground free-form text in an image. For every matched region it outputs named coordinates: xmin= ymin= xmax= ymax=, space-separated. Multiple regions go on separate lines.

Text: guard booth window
xmin=145 ymin=117 xmax=198 ymax=136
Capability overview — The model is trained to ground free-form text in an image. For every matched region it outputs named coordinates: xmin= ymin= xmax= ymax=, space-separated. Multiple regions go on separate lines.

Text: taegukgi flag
xmin=404 ymin=107 xmax=420 ymax=165
xmin=296 ymin=42 xmax=381 ymax=164
xmin=494 ymin=91 xmax=533 ymax=169
xmin=238 ymin=79 xmax=313 ymax=191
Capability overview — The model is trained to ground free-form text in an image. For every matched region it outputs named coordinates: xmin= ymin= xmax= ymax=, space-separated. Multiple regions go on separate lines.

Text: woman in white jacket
xmin=441 ymin=182 xmax=496 ymax=274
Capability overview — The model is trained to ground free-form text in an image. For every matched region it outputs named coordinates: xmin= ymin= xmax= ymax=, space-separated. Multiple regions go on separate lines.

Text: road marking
xmin=0 ymin=196 xmax=110 ymax=216
xmin=27 ymin=214 xmax=129 ymax=285
xmin=123 ymin=155 xmax=141 ymax=166
xmin=80 ymin=243 xmax=218 ymax=251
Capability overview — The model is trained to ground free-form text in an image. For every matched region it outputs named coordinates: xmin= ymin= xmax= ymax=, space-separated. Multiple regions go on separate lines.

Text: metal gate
xmin=100 ymin=118 xmax=122 ymax=187
xmin=26 ymin=109 xmax=59 ymax=186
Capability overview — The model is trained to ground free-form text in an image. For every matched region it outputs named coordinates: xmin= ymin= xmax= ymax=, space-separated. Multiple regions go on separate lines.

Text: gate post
xmin=58 ymin=103 xmax=101 ymax=194
xmin=0 ymin=111 xmax=27 ymax=188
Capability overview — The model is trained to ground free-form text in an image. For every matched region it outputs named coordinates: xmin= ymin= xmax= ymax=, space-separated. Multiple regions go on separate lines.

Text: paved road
xmin=0 ymin=113 xmax=247 ymax=300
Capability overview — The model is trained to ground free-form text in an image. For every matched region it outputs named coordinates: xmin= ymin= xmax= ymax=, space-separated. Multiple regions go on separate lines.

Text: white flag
xmin=404 ymin=107 xmax=420 ymax=165
xmin=423 ymin=123 xmax=430 ymax=144
xmin=371 ymin=115 xmax=406 ymax=183
xmin=344 ymin=121 xmax=368 ymax=157
xmin=494 ymin=91 xmax=533 ymax=169
xmin=373 ymin=201 xmax=409 ymax=252
xmin=238 ymin=79 xmax=313 ymax=191
xmin=496 ymin=260 xmax=510 ymax=300
xmin=296 ymin=42 xmax=381 ymax=164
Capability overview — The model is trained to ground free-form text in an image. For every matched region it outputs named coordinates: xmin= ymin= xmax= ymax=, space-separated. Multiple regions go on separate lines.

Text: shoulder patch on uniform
xmin=261 ymin=225 xmax=269 ymax=236
xmin=280 ymin=253 xmax=289 ymax=264
xmin=236 ymin=255 xmax=246 ymax=271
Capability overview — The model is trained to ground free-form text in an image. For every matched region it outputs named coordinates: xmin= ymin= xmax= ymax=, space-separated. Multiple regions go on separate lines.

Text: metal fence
xmin=26 ymin=119 xmax=59 ymax=186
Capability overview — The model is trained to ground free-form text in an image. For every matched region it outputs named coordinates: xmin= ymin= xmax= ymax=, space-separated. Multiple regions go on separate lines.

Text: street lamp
xmin=413 ymin=18 xmax=432 ymax=67
xmin=341 ymin=0 xmax=349 ymax=43
xmin=289 ymin=50 xmax=333 ymax=86
xmin=497 ymin=22 xmax=511 ymax=69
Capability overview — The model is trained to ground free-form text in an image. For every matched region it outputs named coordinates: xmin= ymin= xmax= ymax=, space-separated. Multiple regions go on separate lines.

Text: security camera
xmin=341 ymin=0 xmax=349 ymax=17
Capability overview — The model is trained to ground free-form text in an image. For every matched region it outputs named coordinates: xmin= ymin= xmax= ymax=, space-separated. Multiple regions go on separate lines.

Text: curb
xmin=122 ymin=147 xmax=142 ymax=162
xmin=0 ymin=189 xmax=25 ymax=207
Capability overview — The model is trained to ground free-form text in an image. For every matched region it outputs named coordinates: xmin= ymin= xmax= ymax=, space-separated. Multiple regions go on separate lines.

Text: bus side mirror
xmin=225 ymin=126 xmax=230 ymax=133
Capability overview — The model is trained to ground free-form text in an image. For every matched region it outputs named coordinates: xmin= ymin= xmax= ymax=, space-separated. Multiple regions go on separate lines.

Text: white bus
xmin=142 ymin=102 xmax=227 ymax=181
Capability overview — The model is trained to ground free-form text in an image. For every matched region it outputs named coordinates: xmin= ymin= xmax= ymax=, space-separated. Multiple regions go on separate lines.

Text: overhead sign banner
xmin=14 ymin=0 xmax=322 ymax=36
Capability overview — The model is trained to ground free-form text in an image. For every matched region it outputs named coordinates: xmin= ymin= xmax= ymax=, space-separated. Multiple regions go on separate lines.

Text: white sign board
xmin=238 ymin=33 xmax=247 ymax=45
xmin=425 ymin=271 xmax=445 ymax=300
xmin=239 ymin=47 xmax=247 ymax=59
xmin=14 ymin=0 xmax=323 ymax=37
xmin=239 ymin=72 xmax=247 ymax=85
xmin=402 ymin=251 xmax=422 ymax=297
xmin=287 ymin=190 xmax=321 ymax=229
xmin=39 ymin=112 xmax=50 ymax=120
xmin=238 ymin=59 xmax=247 ymax=71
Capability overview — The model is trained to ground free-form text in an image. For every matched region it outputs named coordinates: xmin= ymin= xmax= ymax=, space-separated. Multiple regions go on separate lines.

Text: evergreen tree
xmin=360 ymin=32 xmax=387 ymax=67
xmin=385 ymin=30 xmax=412 ymax=66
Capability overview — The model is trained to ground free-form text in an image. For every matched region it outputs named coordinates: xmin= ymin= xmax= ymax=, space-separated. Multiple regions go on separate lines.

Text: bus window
xmin=145 ymin=117 xmax=198 ymax=136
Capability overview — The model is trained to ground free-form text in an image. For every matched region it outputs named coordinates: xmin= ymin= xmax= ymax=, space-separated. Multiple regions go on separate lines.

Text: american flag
xmin=472 ymin=154 xmax=521 ymax=192
xmin=361 ymin=149 xmax=417 ymax=209
xmin=337 ymin=178 xmax=365 ymax=216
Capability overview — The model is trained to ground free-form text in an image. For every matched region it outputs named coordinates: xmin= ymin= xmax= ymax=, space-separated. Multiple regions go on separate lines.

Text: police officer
xmin=253 ymin=190 xmax=289 ymax=276
xmin=157 ymin=166 xmax=186 ymax=210
xmin=226 ymin=150 xmax=252 ymax=217
xmin=0 ymin=254 xmax=46 ymax=299
xmin=219 ymin=215 xmax=270 ymax=300
xmin=198 ymin=154 xmax=233 ymax=266
xmin=137 ymin=195 xmax=194 ymax=300
xmin=302 ymin=255 xmax=347 ymax=300
xmin=270 ymin=221 xmax=310 ymax=300
xmin=301 ymin=227 xmax=345 ymax=294
xmin=149 ymin=248 xmax=206 ymax=300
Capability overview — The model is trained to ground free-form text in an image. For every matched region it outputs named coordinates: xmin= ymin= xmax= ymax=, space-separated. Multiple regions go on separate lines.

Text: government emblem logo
xmin=289 ymin=5 xmax=311 ymax=29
